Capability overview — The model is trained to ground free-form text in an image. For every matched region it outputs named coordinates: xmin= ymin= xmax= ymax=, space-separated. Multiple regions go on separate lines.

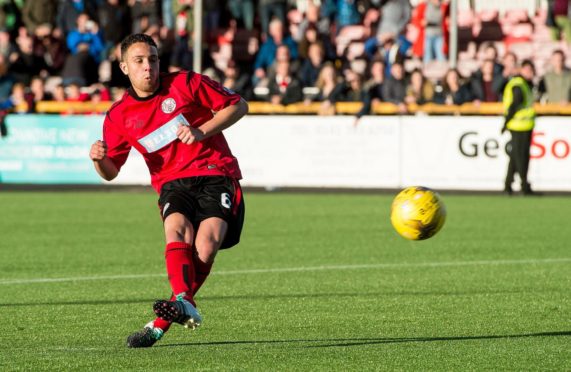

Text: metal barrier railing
xmin=17 ymin=101 xmax=571 ymax=116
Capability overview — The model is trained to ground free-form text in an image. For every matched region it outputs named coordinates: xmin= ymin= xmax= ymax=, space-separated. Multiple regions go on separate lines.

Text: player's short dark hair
xmin=120 ymin=33 xmax=158 ymax=61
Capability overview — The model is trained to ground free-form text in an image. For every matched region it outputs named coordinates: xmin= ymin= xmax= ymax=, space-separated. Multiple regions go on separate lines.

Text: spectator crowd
xmin=0 ymin=0 xmax=570 ymax=116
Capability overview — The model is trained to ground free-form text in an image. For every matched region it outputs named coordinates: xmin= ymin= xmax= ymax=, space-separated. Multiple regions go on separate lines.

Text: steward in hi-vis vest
xmin=501 ymin=59 xmax=538 ymax=196
xmin=503 ymin=77 xmax=535 ymax=131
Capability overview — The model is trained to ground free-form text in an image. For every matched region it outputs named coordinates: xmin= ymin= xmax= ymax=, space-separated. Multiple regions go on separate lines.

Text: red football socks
xmin=192 ymin=256 xmax=213 ymax=295
xmin=165 ymin=242 xmax=195 ymax=302
xmin=155 ymin=243 xmax=214 ymax=333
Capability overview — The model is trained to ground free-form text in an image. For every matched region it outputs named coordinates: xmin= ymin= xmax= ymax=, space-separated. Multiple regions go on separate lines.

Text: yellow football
xmin=390 ymin=186 xmax=446 ymax=240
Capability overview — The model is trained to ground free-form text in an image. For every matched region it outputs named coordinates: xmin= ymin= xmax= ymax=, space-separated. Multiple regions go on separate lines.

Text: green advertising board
xmin=0 ymin=115 xmax=104 ymax=183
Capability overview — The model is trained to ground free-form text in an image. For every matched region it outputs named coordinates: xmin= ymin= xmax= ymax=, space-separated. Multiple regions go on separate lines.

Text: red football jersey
xmin=103 ymin=71 xmax=243 ymax=193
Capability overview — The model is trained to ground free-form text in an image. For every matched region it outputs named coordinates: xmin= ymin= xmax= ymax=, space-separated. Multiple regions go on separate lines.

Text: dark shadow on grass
xmin=0 ymin=288 xmax=565 ymax=307
xmin=198 ymin=288 xmax=565 ymax=302
xmin=155 ymin=331 xmax=571 ymax=348
xmin=306 ymin=331 xmax=571 ymax=348
xmin=0 ymin=298 xmax=158 ymax=307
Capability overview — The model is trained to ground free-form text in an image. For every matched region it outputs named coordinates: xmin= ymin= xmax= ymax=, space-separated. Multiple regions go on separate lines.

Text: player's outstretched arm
xmin=90 ymin=140 xmax=119 ymax=181
xmin=176 ymin=98 xmax=249 ymax=145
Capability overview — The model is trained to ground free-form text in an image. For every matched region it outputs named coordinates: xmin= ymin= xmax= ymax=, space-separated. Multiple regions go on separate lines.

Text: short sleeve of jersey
xmin=187 ymin=72 xmax=241 ymax=111
xmin=103 ymin=117 xmax=131 ymax=171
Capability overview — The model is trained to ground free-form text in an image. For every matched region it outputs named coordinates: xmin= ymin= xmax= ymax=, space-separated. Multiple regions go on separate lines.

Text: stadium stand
xmin=0 ymin=0 xmax=568 ymax=116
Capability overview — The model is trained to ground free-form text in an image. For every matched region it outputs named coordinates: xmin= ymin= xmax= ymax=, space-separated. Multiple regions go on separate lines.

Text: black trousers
xmin=505 ymin=130 xmax=532 ymax=191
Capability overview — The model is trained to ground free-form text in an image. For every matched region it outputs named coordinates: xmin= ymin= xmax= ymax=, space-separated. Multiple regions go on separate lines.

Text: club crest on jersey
xmin=161 ymin=98 xmax=176 ymax=113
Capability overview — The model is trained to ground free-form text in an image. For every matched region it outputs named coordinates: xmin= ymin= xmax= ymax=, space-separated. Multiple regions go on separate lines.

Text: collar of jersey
xmin=128 ymin=79 xmax=162 ymax=101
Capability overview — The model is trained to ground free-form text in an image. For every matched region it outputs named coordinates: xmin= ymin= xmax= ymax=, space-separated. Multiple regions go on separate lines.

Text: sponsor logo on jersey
xmin=138 ymin=113 xmax=190 ymax=152
xmin=161 ymin=98 xmax=176 ymax=113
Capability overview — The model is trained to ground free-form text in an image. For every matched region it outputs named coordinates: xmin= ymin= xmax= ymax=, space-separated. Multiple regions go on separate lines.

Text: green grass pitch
xmin=0 ymin=190 xmax=569 ymax=371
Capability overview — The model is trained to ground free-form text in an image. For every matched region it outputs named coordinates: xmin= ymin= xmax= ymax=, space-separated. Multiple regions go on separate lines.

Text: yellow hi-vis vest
xmin=503 ymin=76 xmax=535 ymax=131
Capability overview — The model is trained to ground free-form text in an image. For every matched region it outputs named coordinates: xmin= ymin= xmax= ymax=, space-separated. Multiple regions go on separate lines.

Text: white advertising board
xmin=109 ymin=115 xmax=571 ymax=191
xmin=400 ymin=116 xmax=508 ymax=190
xmin=526 ymin=117 xmax=571 ymax=191
xmin=400 ymin=116 xmax=571 ymax=191
xmin=224 ymin=115 xmax=401 ymax=188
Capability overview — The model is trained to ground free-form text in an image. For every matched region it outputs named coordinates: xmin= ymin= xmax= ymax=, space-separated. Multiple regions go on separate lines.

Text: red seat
xmin=504 ymin=9 xmax=530 ymax=24
xmin=504 ymin=23 xmax=533 ymax=49
xmin=510 ymin=23 xmax=533 ymax=39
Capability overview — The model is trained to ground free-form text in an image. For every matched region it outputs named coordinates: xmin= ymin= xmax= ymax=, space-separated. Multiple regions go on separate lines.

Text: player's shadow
xmin=0 ymin=298 xmax=158 ymax=307
xmin=0 ymin=287 xmax=565 ymax=307
xmin=197 ymin=288 xmax=564 ymax=302
xmin=156 ymin=330 xmax=571 ymax=348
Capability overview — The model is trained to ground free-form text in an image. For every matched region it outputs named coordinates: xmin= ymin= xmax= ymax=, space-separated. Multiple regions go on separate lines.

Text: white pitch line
xmin=213 ymin=257 xmax=571 ymax=275
xmin=0 ymin=273 xmax=165 ymax=285
xmin=0 ymin=258 xmax=570 ymax=285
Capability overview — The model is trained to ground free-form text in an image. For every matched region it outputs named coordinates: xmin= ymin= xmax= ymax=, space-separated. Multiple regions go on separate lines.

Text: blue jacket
xmin=66 ymin=30 xmax=105 ymax=64
xmin=253 ymin=36 xmax=298 ymax=71
xmin=336 ymin=0 xmax=360 ymax=28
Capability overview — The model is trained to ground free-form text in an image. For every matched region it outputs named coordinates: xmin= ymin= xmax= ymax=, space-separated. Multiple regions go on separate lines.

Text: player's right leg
xmin=150 ymin=177 xmax=245 ymax=335
xmin=153 ymin=212 xmax=202 ymax=329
